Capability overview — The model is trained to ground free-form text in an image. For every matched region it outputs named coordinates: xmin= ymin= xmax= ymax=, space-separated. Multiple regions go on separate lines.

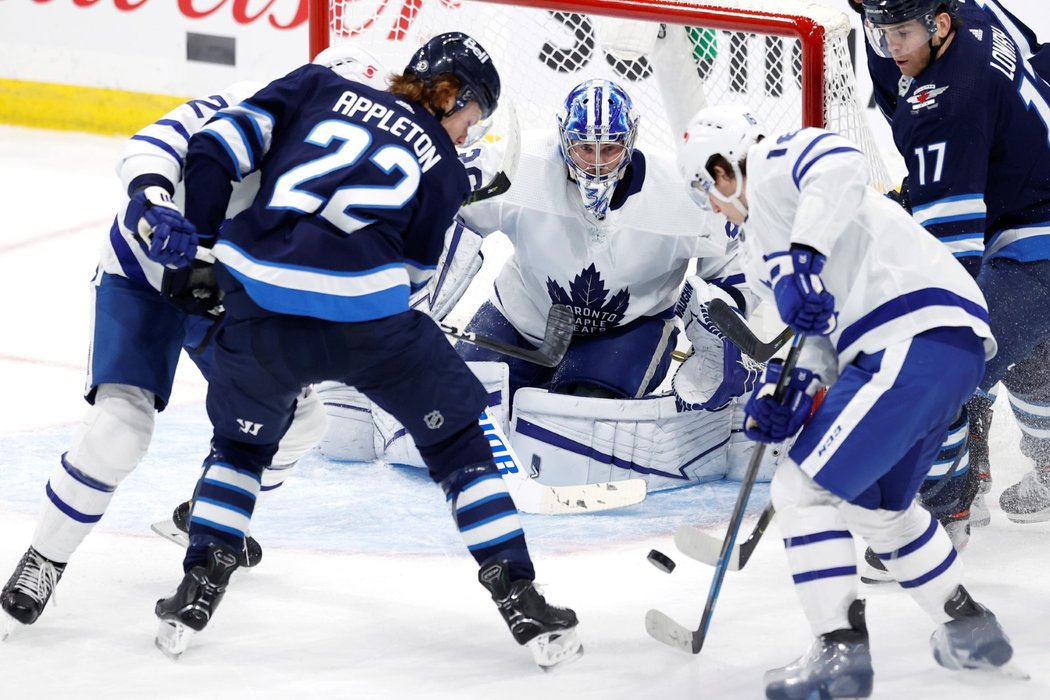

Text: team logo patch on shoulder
xmin=907 ymin=83 xmax=949 ymax=111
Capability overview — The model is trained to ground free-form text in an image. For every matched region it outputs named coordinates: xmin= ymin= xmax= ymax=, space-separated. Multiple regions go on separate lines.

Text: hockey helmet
xmin=862 ymin=0 xmax=960 ymax=58
xmin=679 ymin=104 xmax=763 ymax=214
xmin=313 ymin=43 xmax=388 ymax=90
xmin=405 ymin=32 xmax=500 ymax=119
xmin=557 ymin=79 xmax=639 ymax=219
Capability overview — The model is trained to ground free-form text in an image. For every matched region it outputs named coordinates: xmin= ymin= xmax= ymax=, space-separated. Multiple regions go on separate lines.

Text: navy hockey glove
xmin=767 ymin=245 xmax=837 ymax=336
xmin=124 ymin=186 xmax=199 ymax=269
xmin=743 ymin=360 xmax=822 ymax=443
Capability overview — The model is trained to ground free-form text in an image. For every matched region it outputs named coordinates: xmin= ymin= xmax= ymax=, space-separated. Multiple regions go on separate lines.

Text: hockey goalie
xmin=317 ymin=67 xmax=788 ymax=500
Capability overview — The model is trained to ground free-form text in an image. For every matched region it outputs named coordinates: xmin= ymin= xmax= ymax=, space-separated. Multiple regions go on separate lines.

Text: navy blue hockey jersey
xmin=866 ymin=0 xmax=1050 ymax=121
xmin=183 ymin=64 xmax=470 ymax=322
xmin=887 ymin=14 xmax=1050 ymax=272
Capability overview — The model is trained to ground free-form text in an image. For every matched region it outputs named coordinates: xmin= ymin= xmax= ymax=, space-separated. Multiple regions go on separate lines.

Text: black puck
xmin=647 ymin=549 xmax=676 ymax=574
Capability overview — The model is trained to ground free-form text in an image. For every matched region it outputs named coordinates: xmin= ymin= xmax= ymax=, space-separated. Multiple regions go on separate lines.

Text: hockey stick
xmin=440 ymin=304 xmax=574 ymax=368
xmin=673 ymin=502 xmax=775 ymax=571
xmin=480 ymin=410 xmax=647 ymax=514
xmin=708 ymin=298 xmax=793 ymax=362
xmin=646 ymin=335 xmax=806 ymax=654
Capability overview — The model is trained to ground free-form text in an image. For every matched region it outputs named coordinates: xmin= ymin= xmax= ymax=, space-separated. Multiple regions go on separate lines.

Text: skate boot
xmin=969 ymin=494 xmax=991 ymax=528
xmin=154 ymin=543 xmax=239 ymax=659
xmin=999 ymin=466 xmax=1050 ymax=523
xmin=478 ymin=561 xmax=582 ymax=670
xmin=931 ymin=585 xmax=1013 ymax=671
xmin=765 ymin=599 xmax=873 ymax=699
xmin=172 ymin=500 xmax=263 ymax=567
xmin=1 ymin=547 xmax=66 ymax=632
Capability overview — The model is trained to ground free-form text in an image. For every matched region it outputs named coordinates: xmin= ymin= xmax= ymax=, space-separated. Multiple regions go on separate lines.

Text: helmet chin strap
xmin=710 ymin=161 xmax=748 ymax=219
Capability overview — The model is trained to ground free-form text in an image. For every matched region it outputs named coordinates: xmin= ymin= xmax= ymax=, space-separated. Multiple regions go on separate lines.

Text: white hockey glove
xmin=409 ymin=218 xmax=484 ymax=321
xmin=672 ymin=276 xmax=761 ymax=412
xmin=123 ymin=186 xmax=199 ymax=269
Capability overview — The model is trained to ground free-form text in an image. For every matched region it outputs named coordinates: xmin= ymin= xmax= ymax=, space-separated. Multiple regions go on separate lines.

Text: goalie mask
xmin=557 ymin=79 xmax=639 ymax=220
xmin=313 ymin=44 xmax=388 ymax=90
xmin=679 ymin=104 xmax=763 ymax=218
xmin=861 ymin=0 xmax=960 ymax=59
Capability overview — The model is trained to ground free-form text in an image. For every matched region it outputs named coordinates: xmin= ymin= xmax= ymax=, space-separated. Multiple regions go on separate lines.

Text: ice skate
xmin=152 ymin=501 xmax=263 ymax=568
xmin=1 ymin=547 xmax=66 ymax=635
xmin=478 ymin=561 xmax=582 ymax=671
xmin=930 ymin=585 xmax=1023 ymax=677
xmin=765 ymin=599 xmax=873 ymax=699
xmin=998 ymin=466 xmax=1050 ymax=523
xmin=154 ymin=543 xmax=239 ymax=660
xmin=969 ymin=493 xmax=990 ymax=528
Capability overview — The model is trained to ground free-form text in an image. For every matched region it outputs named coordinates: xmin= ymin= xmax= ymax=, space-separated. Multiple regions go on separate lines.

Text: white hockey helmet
xmin=679 ymin=104 xmax=763 ymax=214
xmin=313 ymin=44 xmax=388 ymax=90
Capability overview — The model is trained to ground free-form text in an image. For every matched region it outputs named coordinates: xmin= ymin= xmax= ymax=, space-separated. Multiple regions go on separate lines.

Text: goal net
xmin=309 ymin=0 xmax=889 ymax=189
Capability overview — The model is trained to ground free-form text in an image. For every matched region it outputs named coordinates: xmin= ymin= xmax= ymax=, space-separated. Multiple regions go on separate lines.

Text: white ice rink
xmin=0 ymin=125 xmax=1047 ymax=699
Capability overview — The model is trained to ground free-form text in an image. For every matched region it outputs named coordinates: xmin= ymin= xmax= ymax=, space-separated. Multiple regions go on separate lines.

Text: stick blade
xmin=674 ymin=524 xmax=741 ymax=571
xmin=535 ymin=478 xmax=647 ymax=515
xmin=537 ymin=304 xmax=575 ymax=366
xmin=645 ymin=609 xmax=701 ymax=654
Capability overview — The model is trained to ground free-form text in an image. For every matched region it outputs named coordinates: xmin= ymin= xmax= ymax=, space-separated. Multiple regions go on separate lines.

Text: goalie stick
xmin=439 ymin=304 xmax=574 ymax=368
xmin=707 ymin=298 xmax=793 ymax=363
xmin=646 ymin=335 xmax=806 ymax=654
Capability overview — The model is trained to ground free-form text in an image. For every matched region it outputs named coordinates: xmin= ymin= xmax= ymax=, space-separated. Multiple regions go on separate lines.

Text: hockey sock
xmin=918 ymin=409 xmax=972 ymax=518
xmin=842 ymin=500 xmax=962 ymax=624
xmin=772 ymin=462 xmax=858 ymax=636
xmin=31 ymin=454 xmax=118 ymax=563
xmin=441 ymin=462 xmax=535 ymax=581
xmin=185 ymin=456 xmax=261 ymax=570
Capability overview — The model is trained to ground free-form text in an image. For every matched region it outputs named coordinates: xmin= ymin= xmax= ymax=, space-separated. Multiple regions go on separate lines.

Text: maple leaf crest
xmin=546 ymin=264 xmax=630 ymax=334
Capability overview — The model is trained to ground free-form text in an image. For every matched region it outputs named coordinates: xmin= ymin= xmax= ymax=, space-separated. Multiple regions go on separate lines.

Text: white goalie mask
xmin=679 ymin=104 xmax=763 ymax=217
xmin=313 ymin=44 xmax=388 ymax=90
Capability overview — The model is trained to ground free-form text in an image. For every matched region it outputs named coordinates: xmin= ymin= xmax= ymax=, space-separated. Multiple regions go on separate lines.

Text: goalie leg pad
xmin=725 ymin=397 xmax=788 ymax=482
xmin=316 ymin=381 xmax=378 ymax=462
xmin=509 ymin=388 xmax=735 ymax=492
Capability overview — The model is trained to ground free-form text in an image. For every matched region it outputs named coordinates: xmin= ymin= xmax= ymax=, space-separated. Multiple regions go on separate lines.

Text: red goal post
xmin=308 ymin=0 xmax=889 ymax=188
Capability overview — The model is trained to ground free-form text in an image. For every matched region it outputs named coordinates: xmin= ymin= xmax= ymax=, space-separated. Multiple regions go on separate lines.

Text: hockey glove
xmin=673 ymin=277 xmax=760 ymax=411
xmin=767 ymin=245 xmax=837 ymax=336
xmin=124 ymin=186 xmax=199 ymax=269
xmin=885 ymin=175 xmax=911 ymax=214
xmin=743 ymin=360 xmax=822 ymax=443
xmin=161 ymin=261 xmax=224 ymax=319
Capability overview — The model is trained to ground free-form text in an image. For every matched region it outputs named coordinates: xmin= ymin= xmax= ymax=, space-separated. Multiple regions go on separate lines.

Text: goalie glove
xmin=767 ymin=244 xmax=837 ymax=336
xmin=743 ymin=360 xmax=822 ymax=443
xmin=672 ymin=276 xmax=761 ymax=412
xmin=123 ymin=186 xmax=199 ymax=269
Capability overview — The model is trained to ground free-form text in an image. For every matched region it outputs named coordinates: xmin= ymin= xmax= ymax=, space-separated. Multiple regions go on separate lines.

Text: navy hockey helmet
xmin=862 ymin=0 xmax=959 ymax=59
xmin=405 ymin=32 xmax=500 ymax=119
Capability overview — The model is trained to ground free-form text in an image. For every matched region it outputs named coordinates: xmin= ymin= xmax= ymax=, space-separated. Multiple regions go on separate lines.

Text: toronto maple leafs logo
xmin=547 ymin=264 xmax=630 ymax=334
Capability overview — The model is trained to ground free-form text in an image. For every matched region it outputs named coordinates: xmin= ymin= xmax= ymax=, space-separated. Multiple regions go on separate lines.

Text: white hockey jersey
xmin=99 ymin=81 xmax=262 ymax=291
xmin=459 ymin=130 xmax=738 ymax=343
xmin=741 ymin=128 xmax=996 ymax=373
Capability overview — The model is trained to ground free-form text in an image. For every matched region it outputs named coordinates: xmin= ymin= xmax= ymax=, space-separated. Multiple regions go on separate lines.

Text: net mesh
xmin=319 ymin=0 xmax=889 ymax=189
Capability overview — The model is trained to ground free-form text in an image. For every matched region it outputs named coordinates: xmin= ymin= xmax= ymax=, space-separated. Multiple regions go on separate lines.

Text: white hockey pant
xmin=772 ymin=461 xmax=962 ymax=636
xmin=32 ymin=384 xmax=155 ymax=563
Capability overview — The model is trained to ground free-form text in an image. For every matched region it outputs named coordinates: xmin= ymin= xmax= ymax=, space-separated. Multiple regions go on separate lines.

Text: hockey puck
xmin=647 ymin=549 xmax=676 ymax=574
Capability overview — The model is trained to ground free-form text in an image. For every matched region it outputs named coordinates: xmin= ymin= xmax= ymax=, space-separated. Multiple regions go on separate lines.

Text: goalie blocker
xmin=318 ymin=361 xmax=786 ymax=494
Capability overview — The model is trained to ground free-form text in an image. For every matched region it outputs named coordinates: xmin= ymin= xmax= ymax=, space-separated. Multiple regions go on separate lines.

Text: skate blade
xmin=155 ymin=618 xmax=197 ymax=660
xmin=1 ymin=610 xmax=24 ymax=642
xmin=150 ymin=520 xmax=190 ymax=549
xmin=526 ymin=627 xmax=583 ymax=671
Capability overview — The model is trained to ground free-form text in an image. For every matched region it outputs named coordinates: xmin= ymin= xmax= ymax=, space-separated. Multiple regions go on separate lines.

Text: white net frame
xmin=309 ymin=0 xmax=889 ymax=189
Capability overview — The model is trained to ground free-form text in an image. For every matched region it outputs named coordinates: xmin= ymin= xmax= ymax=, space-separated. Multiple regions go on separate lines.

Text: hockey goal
xmin=308 ymin=0 xmax=889 ymax=188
